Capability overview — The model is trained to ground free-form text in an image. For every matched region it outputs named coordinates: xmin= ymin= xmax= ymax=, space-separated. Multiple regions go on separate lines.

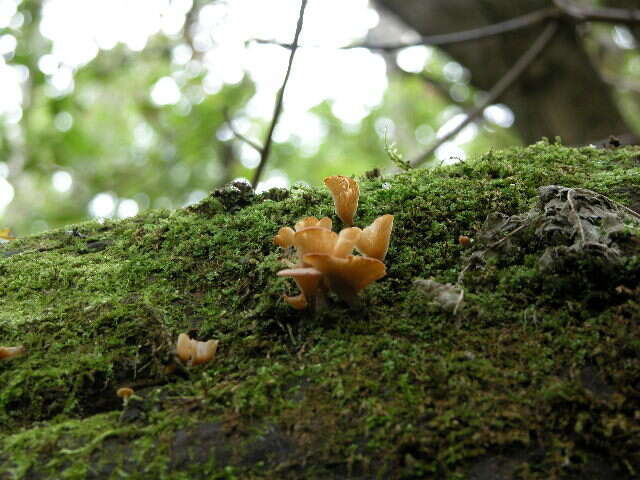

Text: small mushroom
xmin=458 ymin=235 xmax=473 ymax=248
xmin=0 ymin=345 xmax=25 ymax=361
xmin=176 ymin=333 xmax=219 ymax=366
xmin=356 ymin=214 xmax=394 ymax=261
xmin=116 ymin=387 xmax=135 ymax=405
xmin=303 ymin=253 xmax=386 ymax=306
xmin=277 ymin=267 xmax=323 ymax=309
xmin=0 ymin=228 xmax=15 ymax=242
xmin=324 ymin=176 xmax=359 ymax=226
xmin=274 ymin=226 xmax=295 ymax=248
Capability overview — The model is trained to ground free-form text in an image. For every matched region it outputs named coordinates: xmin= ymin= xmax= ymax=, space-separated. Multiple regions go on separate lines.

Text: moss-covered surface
xmin=1 ymin=141 xmax=640 ymax=479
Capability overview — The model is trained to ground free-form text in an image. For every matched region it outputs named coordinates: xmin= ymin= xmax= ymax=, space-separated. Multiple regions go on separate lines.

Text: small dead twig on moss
xmin=251 ymin=0 xmax=308 ymax=187
xmin=410 ymin=21 xmax=559 ymax=168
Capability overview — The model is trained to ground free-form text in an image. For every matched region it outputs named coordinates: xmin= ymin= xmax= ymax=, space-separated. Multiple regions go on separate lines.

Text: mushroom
xmin=356 ymin=214 xmax=394 ymax=261
xmin=0 ymin=345 xmax=25 ymax=361
xmin=277 ymin=267 xmax=323 ymax=309
xmin=0 ymin=228 xmax=15 ymax=242
xmin=176 ymin=333 xmax=219 ymax=366
xmin=274 ymin=226 xmax=295 ymax=248
xmin=302 ymin=253 xmax=386 ymax=306
xmin=324 ymin=176 xmax=359 ymax=226
xmin=116 ymin=387 xmax=135 ymax=405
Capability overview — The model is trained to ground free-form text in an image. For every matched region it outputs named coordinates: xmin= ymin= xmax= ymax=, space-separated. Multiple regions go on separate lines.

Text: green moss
xmin=1 ymin=141 xmax=640 ymax=478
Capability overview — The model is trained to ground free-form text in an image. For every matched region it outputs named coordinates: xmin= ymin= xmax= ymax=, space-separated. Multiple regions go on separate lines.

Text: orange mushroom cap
xmin=116 ymin=387 xmax=134 ymax=399
xmin=278 ymin=267 xmax=323 ymax=309
xmin=324 ymin=176 xmax=359 ymax=226
xmin=274 ymin=226 xmax=295 ymax=248
xmin=302 ymin=253 xmax=386 ymax=304
xmin=176 ymin=333 xmax=219 ymax=366
xmin=0 ymin=345 xmax=25 ymax=360
xmin=293 ymin=227 xmax=338 ymax=259
xmin=356 ymin=214 xmax=394 ymax=261
xmin=0 ymin=228 xmax=15 ymax=241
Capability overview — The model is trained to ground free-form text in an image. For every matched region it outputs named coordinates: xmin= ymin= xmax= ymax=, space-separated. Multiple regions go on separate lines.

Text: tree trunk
xmin=374 ymin=0 xmax=631 ymax=145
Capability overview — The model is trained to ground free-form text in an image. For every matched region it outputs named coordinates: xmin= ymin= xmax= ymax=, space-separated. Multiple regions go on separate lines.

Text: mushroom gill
xmin=176 ymin=333 xmax=219 ymax=366
xmin=0 ymin=345 xmax=25 ymax=361
xmin=302 ymin=253 xmax=386 ymax=306
xmin=356 ymin=214 xmax=394 ymax=261
xmin=324 ymin=176 xmax=359 ymax=226
xmin=277 ymin=267 xmax=323 ymax=309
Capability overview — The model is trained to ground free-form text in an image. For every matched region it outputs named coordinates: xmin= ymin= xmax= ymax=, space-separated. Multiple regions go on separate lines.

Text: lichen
xmin=1 ymin=141 xmax=639 ymax=479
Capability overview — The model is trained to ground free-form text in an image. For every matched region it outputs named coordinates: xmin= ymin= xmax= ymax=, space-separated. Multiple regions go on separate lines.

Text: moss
xmin=1 ymin=141 xmax=640 ymax=478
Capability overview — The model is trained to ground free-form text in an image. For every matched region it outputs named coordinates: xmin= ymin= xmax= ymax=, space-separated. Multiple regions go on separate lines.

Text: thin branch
xmin=410 ymin=21 xmax=559 ymax=168
xmin=253 ymin=3 xmax=640 ymax=53
xmin=554 ymin=0 xmax=640 ymax=27
xmin=344 ymin=8 xmax=559 ymax=51
xmin=251 ymin=0 xmax=308 ymax=187
xmin=253 ymin=8 xmax=558 ymax=52
xmin=222 ymin=108 xmax=264 ymax=154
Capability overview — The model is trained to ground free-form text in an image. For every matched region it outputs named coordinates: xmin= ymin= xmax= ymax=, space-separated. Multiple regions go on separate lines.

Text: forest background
xmin=0 ymin=0 xmax=638 ymax=235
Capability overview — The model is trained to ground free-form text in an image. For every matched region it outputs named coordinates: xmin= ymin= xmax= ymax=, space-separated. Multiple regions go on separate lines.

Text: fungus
xmin=303 ymin=253 xmax=385 ymax=306
xmin=274 ymin=226 xmax=295 ymax=248
xmin=0 ymin=228 xmax=15 ymax=242
xmin=116 ymin=387 xmax=135 ymax=405
xmin=0 ymin=345 xmax=25 ymax=361
xmin=277 ymin=267 xmax=323 ymax=309
xmin=324 ymin=176 xmax=359 ymax=226
xmin=176 ymin=333 xmax=219 ymax=366
xmin=458 ymin=235 xmax=473 ymax=248
xmin=355 ymin=214 xmax=394 ymax=261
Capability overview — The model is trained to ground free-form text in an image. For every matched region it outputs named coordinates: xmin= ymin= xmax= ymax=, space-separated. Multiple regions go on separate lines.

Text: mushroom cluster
xmin=275 ymin=175 xmax=393 ymax=309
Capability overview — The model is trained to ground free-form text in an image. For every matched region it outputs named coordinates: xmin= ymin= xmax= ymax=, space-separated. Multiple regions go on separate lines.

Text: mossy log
xmin=1 ymin=141 xmax=639 ymax=479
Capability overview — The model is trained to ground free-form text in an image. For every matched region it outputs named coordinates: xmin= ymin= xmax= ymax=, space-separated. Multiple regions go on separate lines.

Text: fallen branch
xmin=410 ymin=22 xmax=559 ymax=168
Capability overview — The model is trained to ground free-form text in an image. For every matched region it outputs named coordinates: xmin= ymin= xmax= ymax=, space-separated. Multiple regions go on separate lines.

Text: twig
xmin=251 ymin=0 xmax=308 ymax=187
xmin=253 ymin=8 xmax=557 ymax=52
xmin=253 ymin=3 xmax=640 ymax=53
xmin=553 ymin=0 xmax=640 ymax=26
xmin=410 ymin=21 xmax=559 ymax=167
xmin=222 ymin=108 xmax=263 ymax=154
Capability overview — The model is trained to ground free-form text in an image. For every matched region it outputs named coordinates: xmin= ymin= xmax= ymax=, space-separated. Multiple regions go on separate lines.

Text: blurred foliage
xmin=0 ymin=0 xmax=637 ymax=234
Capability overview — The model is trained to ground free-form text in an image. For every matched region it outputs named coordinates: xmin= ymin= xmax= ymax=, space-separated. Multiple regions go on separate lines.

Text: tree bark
xmin=374 ymin=0 xmax=631 ymax=145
